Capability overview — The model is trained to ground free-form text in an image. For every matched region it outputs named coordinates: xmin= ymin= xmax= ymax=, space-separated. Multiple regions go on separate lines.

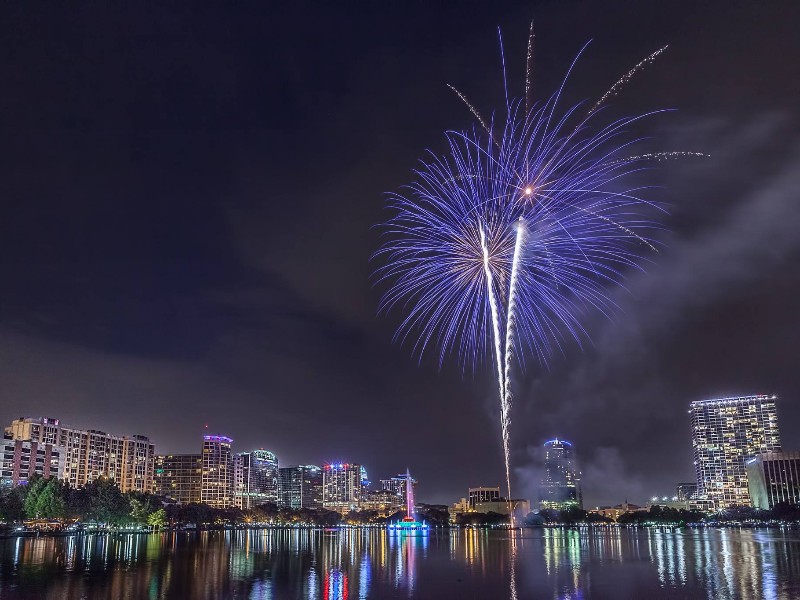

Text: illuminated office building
xmin=747 ymin=451 xmax=800 ymax=509
xmin=539 ymin=438 xmax=582 ymax=509
xmin=322 ymin=462 xmax=366 ymax=512
xmin=689 ymin=395 xmax=781 ymax=509
xmin=233 ymin=449 xmax=279 ymax=509
xmin=5 ymin=416 xmax=154 ymax=492
xmin=154 ymin=454 xmax=202 ymax=503
xmin=201 ymin=435 xmax=234 ymax=508
xmin=278 ymin=465 xmax=323 ymax=509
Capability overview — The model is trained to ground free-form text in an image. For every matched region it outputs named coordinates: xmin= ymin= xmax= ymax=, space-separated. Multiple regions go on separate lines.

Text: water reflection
xmin=1 ymin=528 xmax=800 ymax=599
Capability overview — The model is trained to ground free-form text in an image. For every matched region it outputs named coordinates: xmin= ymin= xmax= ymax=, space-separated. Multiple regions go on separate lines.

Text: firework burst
xmin=374 ymin=25 xmax=695 ymax=508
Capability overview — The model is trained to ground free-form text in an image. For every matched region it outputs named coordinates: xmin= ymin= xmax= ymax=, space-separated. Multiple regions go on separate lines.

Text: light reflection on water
xmin=1 ymin=528 xmax=800 ymax=599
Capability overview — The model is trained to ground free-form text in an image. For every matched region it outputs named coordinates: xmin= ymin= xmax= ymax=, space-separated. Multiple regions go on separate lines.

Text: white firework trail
xmin=480 ymin=225 xmax=507 ymax=417
xmin=501 ymin=217 xmax=525 ymax=510
xmin=587 ymin=45 xmax=669 ymax=116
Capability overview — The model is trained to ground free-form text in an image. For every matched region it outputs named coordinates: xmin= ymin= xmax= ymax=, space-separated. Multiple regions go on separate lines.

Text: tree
xmin=560 ymin=507 xmax=588 ymax=525
xmin=130 ymin=498 xmax=153 ymax=525
xmin=586 ymin=512 xmax=613 ymax=524
xmin=147 ymin=508 xmax=167 ymax=529
xmin=0 ymin=486 xmax=25 ymax=522
xmin=522 ymin=512 xmax=545 ymax=527
xmin=23 ymin=476 xmax=48 ymax=519
xmin=538 ymin=509 xmax=561 ymax=524
xmin=84 ymin=478 xmax=129 ymax=526
xmin=35 ymin=479 xmax=66 ymax=519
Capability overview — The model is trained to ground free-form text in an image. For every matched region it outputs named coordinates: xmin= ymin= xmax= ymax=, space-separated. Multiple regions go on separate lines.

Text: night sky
xmin=1 ymin=2 xmax=798 ymax=507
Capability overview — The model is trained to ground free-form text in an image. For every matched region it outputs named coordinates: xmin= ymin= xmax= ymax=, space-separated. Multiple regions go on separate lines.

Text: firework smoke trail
xmin=587 ymin=45 xmax=669 ymax=116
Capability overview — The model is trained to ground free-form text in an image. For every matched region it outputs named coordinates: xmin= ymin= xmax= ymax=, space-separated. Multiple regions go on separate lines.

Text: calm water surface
xmin=1 ymin=528 xmax=799 ymax=599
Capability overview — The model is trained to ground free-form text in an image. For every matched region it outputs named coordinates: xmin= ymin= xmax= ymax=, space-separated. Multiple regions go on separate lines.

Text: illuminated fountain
xmin=387 ymin=469 xmax=429 ymax=534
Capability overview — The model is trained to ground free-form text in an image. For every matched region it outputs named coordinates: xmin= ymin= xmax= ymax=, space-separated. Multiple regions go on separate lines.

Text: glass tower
xmin=689 ymin=394 xmax=781 ymax=510
xmin=234 ymin=449 xmax=279 ymax=509
xmin=539 ymin=438 xmax=582 ymax=510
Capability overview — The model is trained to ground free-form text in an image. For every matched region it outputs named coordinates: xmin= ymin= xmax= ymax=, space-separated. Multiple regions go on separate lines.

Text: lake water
xmin=1 ymin=527 xmax=799 ymax=599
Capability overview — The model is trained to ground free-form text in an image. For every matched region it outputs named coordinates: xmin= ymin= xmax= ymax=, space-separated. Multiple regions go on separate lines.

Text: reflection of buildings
xmin=278 ymin=465 xmax=323 ymax=509
xmin=201 ymin=435 xmax=234 ymax=508
xmin=322 ymin=463 xmax=366 ymax=512
xmin=690 ymin=395 xmax=781 ymax=509
xmin=747 ymin=451 xmax=800 ymax=509
xmin=154 ymin=454 xmax=202 ymax=503
xmin=0 ymin=436 xmax=64 ymax=486
xmin=233 ymin=449 xmax=279 ymax=509
xmin=5 ymin=416 xmax=155 ymax=492
xmin=539 ymin=438 xmax=582 ymax=509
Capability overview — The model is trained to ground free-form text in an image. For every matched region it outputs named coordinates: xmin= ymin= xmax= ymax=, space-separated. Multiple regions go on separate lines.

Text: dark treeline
xmin=0 ymin=477 xmax=452 ymax=529
xmin=6 ymin=477 xmax=800 ymax=530
xmin=0 ymin=476 xmax=167 ymax=528
xmin=520 ymin=504 xmax=800 ymax=526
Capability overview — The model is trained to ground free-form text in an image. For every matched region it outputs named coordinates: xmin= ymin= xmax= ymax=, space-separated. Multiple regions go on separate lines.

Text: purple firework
xmin=374 ymin=26 xmax=694 ymax=505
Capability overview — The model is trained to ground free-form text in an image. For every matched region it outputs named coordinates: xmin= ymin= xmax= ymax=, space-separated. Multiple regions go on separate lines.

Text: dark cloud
xmin=0 ymin=1 xmax=798 ymax=506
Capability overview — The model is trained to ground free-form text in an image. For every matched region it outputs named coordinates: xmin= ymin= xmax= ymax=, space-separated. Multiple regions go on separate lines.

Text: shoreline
xmin=3 ymin=522 xmax=799 ymax=539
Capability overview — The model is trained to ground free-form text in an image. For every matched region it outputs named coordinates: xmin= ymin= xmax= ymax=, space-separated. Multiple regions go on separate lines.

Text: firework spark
xmin=603 ymin=151 xmax=710 ymax=167
xmin=587 ymin=45 xmax=670 ymax=116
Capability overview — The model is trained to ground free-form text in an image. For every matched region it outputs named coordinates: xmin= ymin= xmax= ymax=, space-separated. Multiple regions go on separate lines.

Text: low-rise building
xmin=747 ymin=451 xmax=800 ymax=509
xmin=468 ymin=486 xmax=500 ymax=508
xmin=590 ymin=502 xmax=647 ymax=521
xmin=474 ymin=499 xmax=531 ymax=520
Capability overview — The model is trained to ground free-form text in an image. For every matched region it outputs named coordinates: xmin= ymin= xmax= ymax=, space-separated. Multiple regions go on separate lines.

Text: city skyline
xmin=5 ymin=392 xmax=794 ymax=511
xmin=0 ymin=2 xmax=798 ymax=507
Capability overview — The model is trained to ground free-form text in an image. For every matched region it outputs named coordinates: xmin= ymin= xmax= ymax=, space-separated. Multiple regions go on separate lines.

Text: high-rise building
xmin=1 ymin=436 xmax=65 ymax=487
xmin=278 ymin=465 xmax=323 ymax=509
xmin=380 ymin=473 xmax=418 ymax=501
xmin=233 ymin=449 xmax=279 ymax=509
xmin=689 ymin=394 xmax=782 ymax=509
xmin=746 ymin=451 xmax=800 ymax=509
xmin=322 ymin=462 xmax=366 ymax=512
xmin=539 ymin=438 xmax=583 ymax=510
xmin=5 ymin=417 xmax=155 ymax=492
xmin=201 ymin=435 xmax=234 ymax=508
xmin=468 ymin=487 xmax=500 ymax=508
xmin=154 ymin=454 xmax=202 ymax=504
